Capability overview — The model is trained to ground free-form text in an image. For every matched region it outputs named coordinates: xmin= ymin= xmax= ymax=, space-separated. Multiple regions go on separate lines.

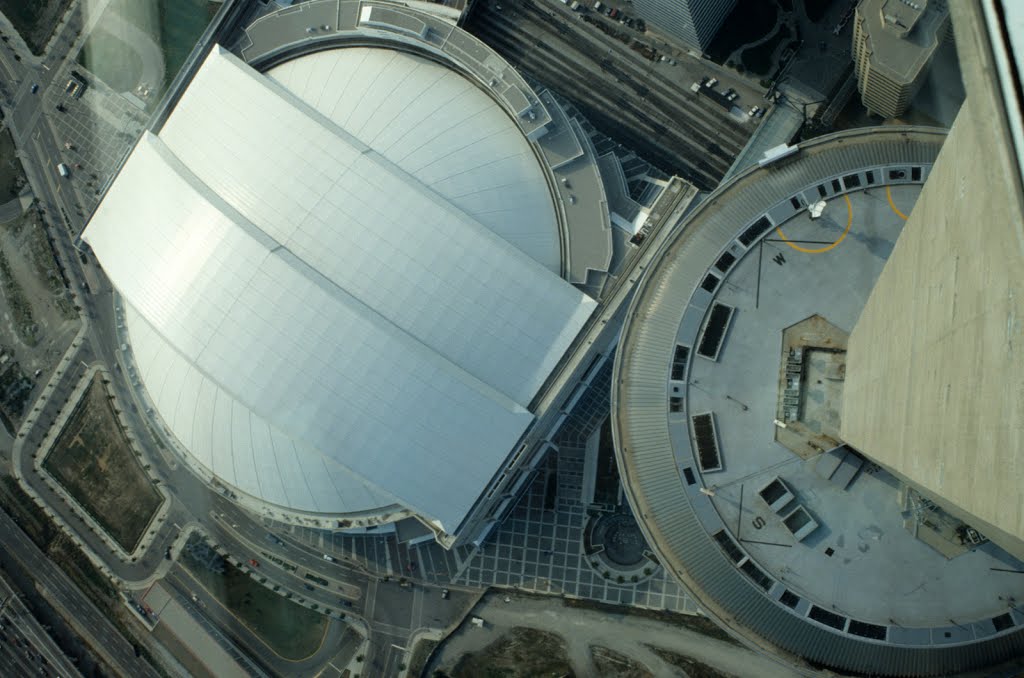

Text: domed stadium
xmin=83 ymin=43 xmax=596 ymax=540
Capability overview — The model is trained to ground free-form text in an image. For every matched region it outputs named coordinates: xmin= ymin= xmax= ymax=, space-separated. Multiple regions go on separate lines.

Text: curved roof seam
xmin=350 ymin=50 xmax=416 ymax=138
xmin=370 ymin=80 xmax=453 ymax=152
xmin=190 ymin=373 xmax=207 ymax=477
xmin=232 ymin=46 xmax=563 ymax=274
xmin=339 ymin=47 xmax=378 ymax=128
xmin=143 ymin=130 xmax=532 ymax=414
xmin=369 ymin=66 xmax=461 ymax=153
xmin=120 ymin=248 xmax=412 ymax=511
xmin=88 ymin=43 xmax=589 ymax=530
xmin=387 ymin=77 xmax=484 ymax=162
xmin=363 ymin=63 xmax=448 ymax=148
xmin=420 ymin=141 xmax=531 ymax=190
xmin=404 ymin=106 xmax=513 ymax=175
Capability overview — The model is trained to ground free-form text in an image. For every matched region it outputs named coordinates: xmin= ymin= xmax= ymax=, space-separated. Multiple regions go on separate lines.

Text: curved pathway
xmin=0 ymin=195 xmax=23 ymax=223
xmin=430 ymin=593 xmax=803 ymax=677
xmin=84 ymin=11 xmax=165 ymax=93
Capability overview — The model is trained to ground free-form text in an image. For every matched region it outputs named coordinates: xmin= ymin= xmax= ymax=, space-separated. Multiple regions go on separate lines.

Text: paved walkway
xmin=0 ymin=196 xmax=22 ymax=223
xmin=431 ymin=592 xmax=808 ymax=678
xmin=93 ymin=10 xmax=165 ymax=94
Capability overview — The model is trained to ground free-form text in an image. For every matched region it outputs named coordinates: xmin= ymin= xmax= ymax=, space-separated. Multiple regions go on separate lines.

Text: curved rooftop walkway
xmin=613 ymin=127 xmax=1024 ymax=676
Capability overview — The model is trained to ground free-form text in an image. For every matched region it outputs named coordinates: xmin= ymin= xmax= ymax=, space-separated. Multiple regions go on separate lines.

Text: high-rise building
xmin=630 ymin=0 xmax=736 ymax=52
xmin=612 ymin=3 xmax=1024 ymax=676
xmin=842 ymin=0 xmax=1024 ymax=562
xmin=852 ymin=0 xmax=950 ymax=118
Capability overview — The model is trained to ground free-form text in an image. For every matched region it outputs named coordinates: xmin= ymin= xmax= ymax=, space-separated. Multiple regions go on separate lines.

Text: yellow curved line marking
xmin=775 ymin=194 xmax=853 ymax=254
xmin=886 ymin=184 xmax=909 ymax=220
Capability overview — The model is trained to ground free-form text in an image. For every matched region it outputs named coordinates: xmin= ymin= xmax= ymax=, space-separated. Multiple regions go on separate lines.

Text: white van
xmin=57 ymin=163 xmax=70 ymax=178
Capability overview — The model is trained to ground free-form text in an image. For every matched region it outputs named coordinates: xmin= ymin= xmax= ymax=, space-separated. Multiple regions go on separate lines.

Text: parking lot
xmin=43 ymin=60 xmax=148 ymax=221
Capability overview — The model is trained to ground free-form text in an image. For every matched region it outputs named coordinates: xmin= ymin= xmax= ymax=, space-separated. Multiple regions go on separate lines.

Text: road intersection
xmin=0 ymin=2 xmax=476 ymax=674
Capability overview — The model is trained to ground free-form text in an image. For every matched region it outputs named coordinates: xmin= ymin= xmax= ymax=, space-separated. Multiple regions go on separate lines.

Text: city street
xmin=0 ymin=1 xmax=413 ymax=673
xmin=0 ymin=2 xmax=715 ymax=676
xmin=0 ymin=508 xmax=158 ymax=677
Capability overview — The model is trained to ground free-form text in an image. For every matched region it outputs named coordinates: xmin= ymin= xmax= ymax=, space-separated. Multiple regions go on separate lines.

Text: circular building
xmin=612 ymin=127 xmax=1024 ymax=676
xmin=84 ymin=21 xmax=609 ymax=544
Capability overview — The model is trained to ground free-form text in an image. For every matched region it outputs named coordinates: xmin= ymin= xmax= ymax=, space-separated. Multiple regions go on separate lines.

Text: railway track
xmin=466 ymin=0 xmax=753 ymax=190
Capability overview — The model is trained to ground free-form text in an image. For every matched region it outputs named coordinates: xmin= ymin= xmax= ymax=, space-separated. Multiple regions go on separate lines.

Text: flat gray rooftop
xmin=688 ymin=183 xmax=1024 ymax=626
xmin=613 ymin=127 xmax=1024 ymax=676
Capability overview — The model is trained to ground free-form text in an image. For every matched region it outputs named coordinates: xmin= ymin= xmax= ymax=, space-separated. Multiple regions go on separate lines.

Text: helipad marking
xmin=886 ymin=184 xmax=910 ymax=220
xmin=775 ymin=194 xmax=853 ymax=254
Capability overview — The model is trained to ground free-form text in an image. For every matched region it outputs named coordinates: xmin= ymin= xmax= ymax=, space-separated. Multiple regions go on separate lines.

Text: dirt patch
xmin=0 ymin=358 xmax=32 ymax=427
xmin=0 ymin=208 xmax=79 ymax=353
xmin=409 ymin=638 xmax=439 ymax=678
xmin=20 ymin=212 xmax=76 ymax=321
xmin=0 ymin=0 xmax=73 ymax=54
xmin=0 ymin=247 xmax=38 ymax=346
xmin=647 ymin=645 xmax=736 ymax=678
xmin=445 ymin=627 xmax=574 ymax=678
xmin=591 ymin=645 xmax=653 ymax=678
xmin=563 ymin=598 xmax=740 ymax=646
xmin=181 ymin=534 xmax=329 ymax=661
xmin=44 ymin=373 xmax=162 ymax=551
xmin=0 ymin=206 xmax=76 ymax=344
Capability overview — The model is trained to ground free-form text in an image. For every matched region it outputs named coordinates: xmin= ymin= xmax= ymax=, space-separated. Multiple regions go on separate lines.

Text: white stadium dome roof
xmin=266 ymin=47 xmax=564 ymax=273
xmin=84 ymin=46 xmax=595 ymax=531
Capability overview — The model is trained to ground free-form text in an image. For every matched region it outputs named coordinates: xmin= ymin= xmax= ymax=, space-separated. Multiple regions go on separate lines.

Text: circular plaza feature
xmin=612 ymin=127 xmax=1024 ymax=676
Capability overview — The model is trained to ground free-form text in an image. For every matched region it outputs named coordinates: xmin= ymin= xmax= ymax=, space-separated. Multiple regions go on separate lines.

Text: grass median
xmin=181 ymin=536 xmax=329 ymax=661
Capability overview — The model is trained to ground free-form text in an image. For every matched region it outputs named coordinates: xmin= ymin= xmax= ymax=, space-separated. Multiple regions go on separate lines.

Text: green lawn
xmin=76 ymin=28 xmax=145 ymax=92
xmin=0 ymin=127 xmax=26 ymax=201
xmin=75 ymin=0 xmax=219 ymax=100
xmin=157 ymin=0 xmax=220 ymax=92
xmin=0 ymin=0 xmax=74 ymax=54
xmin=741 ymin=24 xmax=793 ymax=76
xmin=706 ymin=0 xmax=779 ymax=64
xmin=182 ymin=539 xmax=329 ymax=661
